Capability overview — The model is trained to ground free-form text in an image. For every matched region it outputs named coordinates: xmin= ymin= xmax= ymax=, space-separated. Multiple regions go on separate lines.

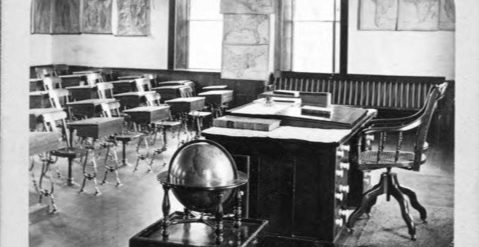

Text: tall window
xmin=174 ymin=0 xmax=223 ymax=71
xmin=281 ymin=0 xmax=341 ymax=73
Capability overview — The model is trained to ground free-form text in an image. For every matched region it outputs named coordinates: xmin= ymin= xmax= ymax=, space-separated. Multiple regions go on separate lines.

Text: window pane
xmin=188 ymin=21 xmax=223 ymax=70
xmin=292 ymin=22 xmax=338 ymax=73
xmin=293 ymin=0 xmax=339 ymax=21
xmin=190 ymin=0 xmax=222 ymax=20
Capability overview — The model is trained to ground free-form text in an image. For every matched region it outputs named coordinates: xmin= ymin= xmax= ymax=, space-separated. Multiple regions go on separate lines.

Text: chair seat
xmin=358 ymin=151 xmax=427 ymax=170
xmin=51 ymin=147 xmax=83 ymax=158
xmin=188 ymin=111 xmax=212 ymax=118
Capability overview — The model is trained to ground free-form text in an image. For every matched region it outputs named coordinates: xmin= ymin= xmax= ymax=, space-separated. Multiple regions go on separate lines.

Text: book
xmin=273 ymin=90 xmax=300 ymax=97
xmin=213 ymin=115 xmax=281 ymax=131
xmin=301 ymin=105 xmax=333 ymax=118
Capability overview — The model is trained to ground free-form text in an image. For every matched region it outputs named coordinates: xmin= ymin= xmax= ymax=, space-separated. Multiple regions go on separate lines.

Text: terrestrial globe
xmin=157 ymin=139 xmax=247 ymax=213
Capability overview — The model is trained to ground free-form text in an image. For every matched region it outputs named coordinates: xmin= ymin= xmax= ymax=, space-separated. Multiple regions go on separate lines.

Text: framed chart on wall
xmin=82 ymin=0 xmax=113 ymax=34
xmin=31 ymin=0 xmax=52 ymax=34
xmin=52 ymin=0 xmax=80 ymax=34
xmin=117 ymin=0 xmax=150 ymax=36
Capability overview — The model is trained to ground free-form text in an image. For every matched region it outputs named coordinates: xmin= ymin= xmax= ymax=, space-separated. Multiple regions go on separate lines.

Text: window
xmin=173 ymin=0 xmax=223 ymax=71
xmin=280 ymin=0 xmax=343 ymax=73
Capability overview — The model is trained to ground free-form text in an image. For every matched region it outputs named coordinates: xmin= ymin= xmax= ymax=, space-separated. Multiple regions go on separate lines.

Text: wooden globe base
xmin=160 ymin=185 xmax=244 ymax=245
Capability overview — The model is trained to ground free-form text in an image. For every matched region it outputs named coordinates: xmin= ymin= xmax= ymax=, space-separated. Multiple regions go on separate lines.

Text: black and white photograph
xmin=1 ymin=0 xmax=479 ymax=246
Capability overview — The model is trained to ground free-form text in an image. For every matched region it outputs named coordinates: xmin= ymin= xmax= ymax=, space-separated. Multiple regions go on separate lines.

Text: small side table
xmin=130 ymin=218 xmax=268 ymax=247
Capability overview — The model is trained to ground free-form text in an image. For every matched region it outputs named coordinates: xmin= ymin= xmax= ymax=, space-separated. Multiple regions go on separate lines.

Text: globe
xmin=158 ymin=140 xmax=247 ymax=213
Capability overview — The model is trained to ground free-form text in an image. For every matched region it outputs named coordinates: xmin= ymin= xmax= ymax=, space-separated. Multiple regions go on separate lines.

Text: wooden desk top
xmin=114 ymin=91 xmax=155 ymax=97
xmin=198 ymin=90 xmax=233 ymax=96
xmin=153 ymin=85 xmax=187 ymax=90
xmin=202 ymin=85 xmax=228 ymax=90
xmin=65 ymin=85 xmax=96 ymax=90
xmin=29 ymin=132 xmax=61 ymax=155
xmin=30 ymin=78 xmax=43 ymax=82
xmin=66 ymin=98 xmax=116 ymax=106
xmin=59 ymin=74 xmax=84 ymax=78
xmin=109 ymin=79 xmax=135 ymax=84
xmin=29 ymin=108 xmax=64 ymax=117
xmin=117 ymin=75 xmax=142 ymax=80
xmin=228 ymin=99 xmax=372 ymax=129
xmin=29 ymin=91 xmax=49 ymax=96
xmin=123 ymin=105 xmax=170 ymax=113
xmin=165 ymin=97 xmax=204 ymax=103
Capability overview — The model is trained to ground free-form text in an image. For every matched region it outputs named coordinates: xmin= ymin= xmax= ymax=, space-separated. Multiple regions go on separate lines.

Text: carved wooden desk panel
xmin=203 ymin=106 xmax=375 ymax=246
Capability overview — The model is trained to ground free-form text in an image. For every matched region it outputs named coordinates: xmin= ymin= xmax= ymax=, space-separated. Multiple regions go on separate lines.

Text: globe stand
xmin=159 ymin=185 xmax=244 ymax=245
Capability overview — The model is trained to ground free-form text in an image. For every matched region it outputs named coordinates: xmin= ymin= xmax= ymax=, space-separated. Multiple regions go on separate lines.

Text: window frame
xmin=168 ymin=0 xmax=348 ymax=74
xmin=275 ymin=0 xmax=348 ymax=75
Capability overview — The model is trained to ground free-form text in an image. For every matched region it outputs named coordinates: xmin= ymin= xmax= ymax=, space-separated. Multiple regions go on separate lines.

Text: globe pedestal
xmin=157 ymin=139 xmax=248 ymax=245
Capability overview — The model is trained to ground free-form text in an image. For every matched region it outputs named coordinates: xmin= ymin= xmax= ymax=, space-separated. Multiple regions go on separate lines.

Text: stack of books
xmin=213 ymin=115 xmax=281 ymax=131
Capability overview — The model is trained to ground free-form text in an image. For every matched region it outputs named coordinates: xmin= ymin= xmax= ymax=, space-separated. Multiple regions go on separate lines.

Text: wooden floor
xmin=28 ymin=131 xmax=454 ymax=247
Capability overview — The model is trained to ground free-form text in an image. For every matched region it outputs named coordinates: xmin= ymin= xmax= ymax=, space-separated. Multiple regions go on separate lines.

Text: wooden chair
xmin=42 ymin=111 xmax=87 ymax=191
xmin=346 ymin=82 xmax=448 ymax=240
xmin=43 ymin=77 xmax=63 ymax=90
xmin=85 ymin=73 xmax=104 ymax=86
xmin=144 ymin=92 xmax=162 ymax=106
xmin=35 ymin=67 xmax=57 ymax=78
xmin=96 ymin=82 xmax=114 ymax=99
xmin=134 ymin=78 xmax=152 ymax=92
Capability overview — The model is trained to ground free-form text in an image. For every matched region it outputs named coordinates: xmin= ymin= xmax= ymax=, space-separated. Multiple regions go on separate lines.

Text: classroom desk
xmin=66 ymin=85 xmax=98 ymax=101
xmin=59 ymin=74 xmax=86 ymax=88
xmin=157 ymin=80 xmax=196 ymax=94
xmin=30 ymin=78 xmax=44 ymax=92
xmin=30 ymin=91 xmax=51 ymax=109
xmin=29 ymin=108 xmax=66 ymax=131
xmin=29 ymin=132 xmax=62 ymax=215
xmin=109 ymin=79 xmax=136 ymax=94
xmin=201 ymin=85 xmax=228 ymax=91
xmin=164 ymin=97 xmax=205 ymax=115
xmin=114 ymin=91 xmax=155 ymax=109
xmin=123 ymin=105 xmax=171 ymax=125
xmin=152 ymin=85 xmax=187 ymax=102
xmin=66 ymin=98 xmax=117 ymax=119
xmin=198 ymin=90 xmax=233 ymax=106
xmin=203 ymin=101 xmax=376 ymax=246
xmin=68 ymin=117 xmax=124 ymax=142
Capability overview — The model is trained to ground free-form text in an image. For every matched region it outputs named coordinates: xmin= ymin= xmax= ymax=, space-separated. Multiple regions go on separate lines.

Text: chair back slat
xmin=96 ymin=82 xmax=114 ymax=99
xmin=411 ymin=82 xmax=448 ymax=170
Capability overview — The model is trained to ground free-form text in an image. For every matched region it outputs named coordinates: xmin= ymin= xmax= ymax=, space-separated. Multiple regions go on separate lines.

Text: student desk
xmin=114 ymin=91 xmax=155 ymax=109
xmin=203 ymin=101 xmax=376 ymax=246
xmin=66 ymin=98 xmax=117 ymax=119
xmin=110 ymin=79 xmax=137 ymax=94
xmin=30 ymin=78 xmax=44 ymax=92
xmin=66 ymin=85 xmax=98 ymax=101
xmin=153 ymin=85 xmax=189 ymax=102
xmin=59 ymin=74 xmax=86 ymax=88
xmin=29 ymin=91 xmax=51 ymax=109
xmin=29 ymin=108 xmax=66 ymax=131
xmin=164 ymin=97 xmax=205 ymax=115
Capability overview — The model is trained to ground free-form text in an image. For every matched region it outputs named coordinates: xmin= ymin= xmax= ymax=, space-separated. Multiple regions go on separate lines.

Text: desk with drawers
xmin=202 ymin=101 xmax=376 ymax=246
